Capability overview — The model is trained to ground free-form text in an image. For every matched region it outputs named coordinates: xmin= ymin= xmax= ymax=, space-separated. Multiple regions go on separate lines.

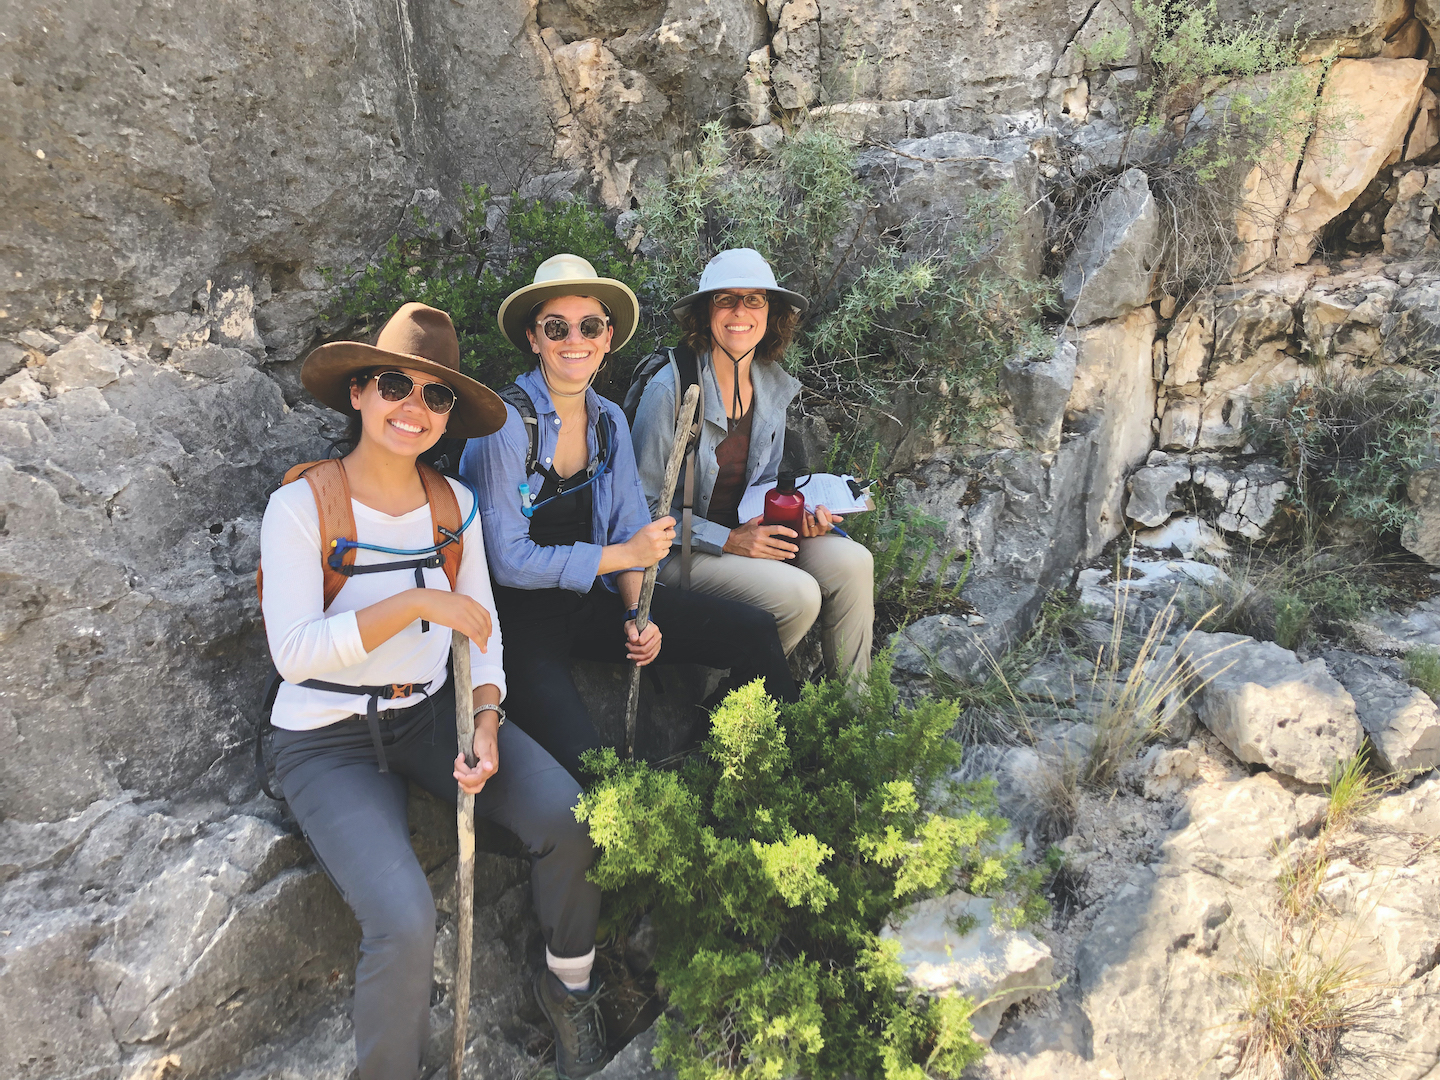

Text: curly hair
xmin=676 ymin=291 xmax=801 ymax=365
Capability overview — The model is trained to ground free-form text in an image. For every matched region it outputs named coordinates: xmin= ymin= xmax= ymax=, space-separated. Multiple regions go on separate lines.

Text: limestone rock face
xmin=2 ymin=0 xmax=562 ymax=341
xmin=1404 ymin=465 xmax=1440 ymax=565
xmin=818 ymin=0 xmax=1094 ymax=135
xmin=1178 ymin=632 xmax=1364 ymax=784
xmin=1066 ymin=307 xmax=1159 ymax=557
xmin=0 ymin=338 xmax=331 ymax=821
xmin=0 ymin=799 xmax=358 ymax=1080
xmin=880 ymin=890 xmax=1054 ymax=1044
xmin=1062 ymin=168 xmax=1160 ymax=326
xmin=1277 ymin=58 xmax=1428 ymax=266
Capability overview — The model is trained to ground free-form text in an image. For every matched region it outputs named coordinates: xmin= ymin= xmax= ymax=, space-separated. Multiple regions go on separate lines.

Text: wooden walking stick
xmin=625 ymin=383 xmax=701 ymax=758
xmin=451 ymin=629 xmax=477 ymax=1080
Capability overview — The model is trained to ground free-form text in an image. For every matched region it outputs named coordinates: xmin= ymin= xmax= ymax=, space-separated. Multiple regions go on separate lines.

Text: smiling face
xmin=708 ymin=289 xmax=770 ymax=360
xmin=527 ymin=295 xmax=613 ymax=396
xmin=348 ymin=366 xmax=450 ymax=459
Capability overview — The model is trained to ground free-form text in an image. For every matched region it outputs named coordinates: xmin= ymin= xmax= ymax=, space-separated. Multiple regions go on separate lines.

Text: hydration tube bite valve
xmin=519 ymin=483 xmax=536 ymax=518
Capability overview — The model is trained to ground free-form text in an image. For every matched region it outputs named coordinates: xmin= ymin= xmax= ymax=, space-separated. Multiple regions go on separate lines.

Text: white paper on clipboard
xmin=737 ymin=473 xmax=875 ymax=522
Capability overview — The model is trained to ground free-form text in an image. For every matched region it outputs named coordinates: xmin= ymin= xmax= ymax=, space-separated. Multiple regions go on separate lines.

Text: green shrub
xmin=324 ymin=186 xmax=642 ymax=393
xmin=576 ymin=663 xmax=1039 ymax=1079
xmin=1249 ymin=377 xmax=1438 ymax=544
xmin=638 ymin=121 xmax=1053 ymax=443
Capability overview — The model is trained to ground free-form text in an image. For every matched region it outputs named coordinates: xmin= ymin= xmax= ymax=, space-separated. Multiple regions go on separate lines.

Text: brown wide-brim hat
xmin=497 ymin=253 xmax=640 ymax=354
xmin=301 ymin=302 xmax=507 ymax=439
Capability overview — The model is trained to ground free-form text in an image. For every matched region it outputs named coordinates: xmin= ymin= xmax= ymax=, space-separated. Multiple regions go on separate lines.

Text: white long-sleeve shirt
xmin=259 ymin=475 xmax=505 ymax=731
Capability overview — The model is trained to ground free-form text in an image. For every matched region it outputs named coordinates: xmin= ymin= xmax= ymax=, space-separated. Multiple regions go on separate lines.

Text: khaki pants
xmin=658 ymin=534 xmax=875 ymax=679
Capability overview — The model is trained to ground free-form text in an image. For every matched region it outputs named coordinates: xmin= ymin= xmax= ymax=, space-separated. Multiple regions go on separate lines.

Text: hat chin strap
xmin=713 ymin=341 xmax=757 ymax=427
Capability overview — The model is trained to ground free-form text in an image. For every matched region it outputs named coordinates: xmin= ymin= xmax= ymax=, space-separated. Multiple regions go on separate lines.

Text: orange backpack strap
xmin=294 ymin=459 xmax=359 ymax=611
xmin=255 ymin=459 xmax=357 ymax=613
xmin=417 ymin=462 xmax=464 ymax=592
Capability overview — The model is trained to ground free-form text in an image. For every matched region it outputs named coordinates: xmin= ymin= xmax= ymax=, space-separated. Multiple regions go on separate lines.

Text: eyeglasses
xmin=367 ymin=370 xmax=457 ymax=414
xmin=711 ymin=292 xmax=769 ymax=310
xmin=537 ymin=315 xmax=609 ymax=341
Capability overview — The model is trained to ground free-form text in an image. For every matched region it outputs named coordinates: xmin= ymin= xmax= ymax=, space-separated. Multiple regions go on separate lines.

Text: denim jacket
xmin=461 ymin=367 xmax=651 ymax=594
xmin=631 ymin=349 xmax=800 ymax=566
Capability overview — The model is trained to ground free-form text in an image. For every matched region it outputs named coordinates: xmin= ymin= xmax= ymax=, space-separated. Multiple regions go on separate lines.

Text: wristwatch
xmin=473 ymin=703 xmax=506 ymax=726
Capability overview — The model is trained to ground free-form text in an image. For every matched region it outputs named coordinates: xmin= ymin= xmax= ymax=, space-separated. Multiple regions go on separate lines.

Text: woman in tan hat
xmin=258 ymin=302 xmax=605 ymax=1080
xmin=460 ymin=247 xmax=798 ymax=776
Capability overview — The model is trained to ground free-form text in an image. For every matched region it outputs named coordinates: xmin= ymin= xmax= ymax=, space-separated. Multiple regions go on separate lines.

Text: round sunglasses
xmin=537 ymin=315 xmax=609 ymax=341
xmin=365 ymin=370 xmax=457 ymax=414
xmin=711 ymin=292 xmax=769 ymax=310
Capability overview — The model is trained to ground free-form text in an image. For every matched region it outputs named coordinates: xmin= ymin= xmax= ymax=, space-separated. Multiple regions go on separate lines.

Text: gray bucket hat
xmin=672 ymin=248 xmax=809 ymax=316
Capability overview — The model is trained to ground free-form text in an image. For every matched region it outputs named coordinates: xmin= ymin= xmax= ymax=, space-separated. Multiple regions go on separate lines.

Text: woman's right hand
xmin=415 ymin=590 xmax=492 ymax=650
xmin=624 ymin=516 xmax=677 ymax=568
xmin=723 ymin=516 xmax=799 ymax=560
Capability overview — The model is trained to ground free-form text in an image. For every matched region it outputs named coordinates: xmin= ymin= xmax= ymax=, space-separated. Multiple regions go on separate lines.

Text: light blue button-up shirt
xmin=461 ymin=366 xmax=651 ymax=594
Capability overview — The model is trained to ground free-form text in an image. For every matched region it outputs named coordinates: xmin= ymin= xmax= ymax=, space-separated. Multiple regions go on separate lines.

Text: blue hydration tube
xmin=519 ymin=412 xmax=614 ymax=519
xmin=328 ymin=474 xmax=480 ymax=566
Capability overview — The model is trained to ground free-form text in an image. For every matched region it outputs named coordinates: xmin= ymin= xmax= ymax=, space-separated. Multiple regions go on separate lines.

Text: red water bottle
xmin=763 ymin=472 xmax=808 ymax=530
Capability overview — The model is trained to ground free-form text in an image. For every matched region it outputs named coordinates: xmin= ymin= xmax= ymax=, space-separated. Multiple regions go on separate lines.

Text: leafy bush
xmin=638 ymin=121 xmax=1053 ymax=442
xmin=1249 ymin=376 xmax=1439 ymax=544
xmin=324 ymin=185 xmax=642 ymax=393
xmin=576 ymin=664 xmax=1042 ymax=1079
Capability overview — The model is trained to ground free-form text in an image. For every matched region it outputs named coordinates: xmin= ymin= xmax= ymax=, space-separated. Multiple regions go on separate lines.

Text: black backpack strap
xmin=254 ymin=668 xmax=283 ymax=800
xmin=668 ymin=345 xmax=703 ymax=590
xmin=497 ymin=383 xmax=540 ymax=476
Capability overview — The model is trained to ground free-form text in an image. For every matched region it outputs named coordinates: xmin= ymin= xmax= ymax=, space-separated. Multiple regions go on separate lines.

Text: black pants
xmin=495 ymin=582 xmax=798 ymax=777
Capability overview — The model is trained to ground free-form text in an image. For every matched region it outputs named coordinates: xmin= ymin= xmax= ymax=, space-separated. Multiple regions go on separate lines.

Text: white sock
xmin=547 ymin=946 xmax=595 ymax=993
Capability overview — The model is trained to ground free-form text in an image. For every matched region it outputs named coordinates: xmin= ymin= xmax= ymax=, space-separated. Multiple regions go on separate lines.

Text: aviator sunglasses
xmin=537 ymin=315 xmax=610 ymax=341
xmin=364 ymin=370 xmax=457 ymax=414
xmin=711 ymin=291 xmax=769 ymax=310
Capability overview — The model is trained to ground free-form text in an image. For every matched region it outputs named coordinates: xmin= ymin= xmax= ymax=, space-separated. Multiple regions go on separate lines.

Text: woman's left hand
xmin=624 ymin=618 xmax=662 ymax=666
xmin=799 ymin=504 xmax=843 ymax=538
xmin=454 ymin=714 xmax=500 ymax=795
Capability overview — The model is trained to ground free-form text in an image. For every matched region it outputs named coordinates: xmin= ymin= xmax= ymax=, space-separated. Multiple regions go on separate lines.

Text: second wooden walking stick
xmin=451 ymin=629 xmax=477 ymax=1080
xmin=625 ymin=383 xmax=701 ymax=758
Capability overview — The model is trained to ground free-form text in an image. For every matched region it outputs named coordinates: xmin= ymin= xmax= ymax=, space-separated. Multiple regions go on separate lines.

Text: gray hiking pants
xmin=273 ymin=677 xmax=600 ymax=1080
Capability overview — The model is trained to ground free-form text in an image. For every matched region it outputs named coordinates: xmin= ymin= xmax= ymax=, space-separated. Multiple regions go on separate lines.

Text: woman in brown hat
xmin=461 ymin=252 xmax=798 ymax=777
xmin=258 ymin=302 xmax=606 ymax=1080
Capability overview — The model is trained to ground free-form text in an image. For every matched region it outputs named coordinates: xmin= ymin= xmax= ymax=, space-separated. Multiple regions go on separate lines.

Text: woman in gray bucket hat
xmin=631 ymin=248 xmax=876 ymax=681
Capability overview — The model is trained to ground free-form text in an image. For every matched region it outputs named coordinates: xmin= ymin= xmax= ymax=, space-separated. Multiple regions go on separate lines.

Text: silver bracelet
xmin=473 ymin=703 xmax=506 ymax=726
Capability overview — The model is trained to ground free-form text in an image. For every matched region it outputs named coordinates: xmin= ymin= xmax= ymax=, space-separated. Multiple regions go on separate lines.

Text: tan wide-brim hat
xmin=301 ymin=302 xmax=507 ymax=439
xmin=497 ymin=253 xmax=640 ymax=354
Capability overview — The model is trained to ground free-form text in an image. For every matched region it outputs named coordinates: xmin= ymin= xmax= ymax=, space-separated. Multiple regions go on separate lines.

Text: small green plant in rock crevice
xmin=1249 ymin=376 xmax=1439 ymax=547
xmin=638 ymin=120 xmax=1053 ymax=444
xmin=1404 ymin=648 xmax=1440 ymax=701
xmin=576 ymin=661 xmax=1042 ymax=1079
xmin=324 ymin=185 xmax=642 ymax=394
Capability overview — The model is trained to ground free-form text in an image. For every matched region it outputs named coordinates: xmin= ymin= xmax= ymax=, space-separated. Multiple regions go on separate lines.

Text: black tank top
xmin=491 ymin=468 xmax=594 ymax=623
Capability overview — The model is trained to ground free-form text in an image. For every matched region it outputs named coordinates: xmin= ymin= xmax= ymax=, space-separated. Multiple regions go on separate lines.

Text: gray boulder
xmin=1323 ymin=651 xmax=1440 ymax=775
xmin=1177 ymin=632 xmax=1364 ymax=784
xmin=1001 ymin=338 xmax=1077 ymax=452
xmin=1061 ymin=168 xmax=1160 ymax=326
xmin=1125 ymin=462 xmax=1193 ymax=528
xmin=880 ymin=891 xmax=1054 ymax=1044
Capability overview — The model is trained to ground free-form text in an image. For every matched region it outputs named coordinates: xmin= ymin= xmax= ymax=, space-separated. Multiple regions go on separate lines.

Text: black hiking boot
xmin=533 ymin=970 xmax=609 ymax=1079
